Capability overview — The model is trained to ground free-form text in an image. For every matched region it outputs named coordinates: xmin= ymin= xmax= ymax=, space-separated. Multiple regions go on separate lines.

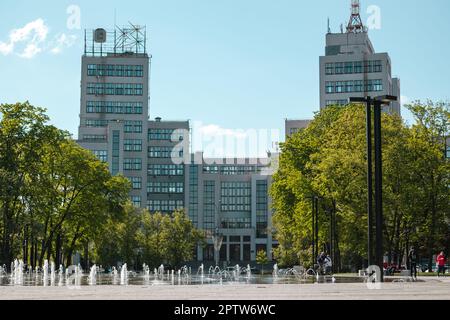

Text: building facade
xmin=77 ymin=26 xmax=277 ymax=264
xmin=185 ymin=153 xmax=277 ymax=264
xmin=319 ymin=2 xmax=401 ymax=115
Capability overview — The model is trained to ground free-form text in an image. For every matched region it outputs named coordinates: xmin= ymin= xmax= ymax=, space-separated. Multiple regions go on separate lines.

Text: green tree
xmin=256 ymin=250 xmax=269 ymax=275
xmin=271 ymin=102 xmax=449 ymax=272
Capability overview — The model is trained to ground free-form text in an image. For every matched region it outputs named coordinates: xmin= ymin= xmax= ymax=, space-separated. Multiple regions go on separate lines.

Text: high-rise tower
xmin=319 ymin=0 xmax=401 ymax=115
xmin=78 ymin=25 xmax=151 ymax=208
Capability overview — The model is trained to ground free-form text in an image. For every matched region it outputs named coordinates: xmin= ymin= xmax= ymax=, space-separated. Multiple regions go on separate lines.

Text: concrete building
xmin=186 ymin=153 xmax=277 ymax=264
xmin=77 ymin=27 xmax=151 ymax=209
xmin=77 ymin=26 xmax=277 ymax=264
xmin=319 ymin=1 xmax=401 ymax=115
xmin=285 ymin=119 xmax=312 ymax=139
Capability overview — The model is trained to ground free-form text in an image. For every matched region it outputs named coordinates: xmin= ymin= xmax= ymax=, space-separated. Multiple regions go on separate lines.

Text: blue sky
xmin=0 ymin=0 xmax=449 ymax=147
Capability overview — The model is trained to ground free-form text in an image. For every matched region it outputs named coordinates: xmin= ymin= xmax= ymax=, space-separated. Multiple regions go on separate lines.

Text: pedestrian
xmin=317 ymin=252 xmax=326 ymax=274
xmin=408 ymin=246 xmax=418 ymax=280
xmin=436 ymin=252 xmax=447 ymax=277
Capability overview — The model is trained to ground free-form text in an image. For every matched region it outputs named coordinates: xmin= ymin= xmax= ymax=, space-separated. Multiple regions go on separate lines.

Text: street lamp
xmin=349 ymin=95 xmax=397 ymax=281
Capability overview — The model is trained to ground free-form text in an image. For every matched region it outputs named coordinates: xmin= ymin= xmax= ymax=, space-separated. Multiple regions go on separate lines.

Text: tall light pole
xmin=349 ymin=95 xmax=397 ymax=281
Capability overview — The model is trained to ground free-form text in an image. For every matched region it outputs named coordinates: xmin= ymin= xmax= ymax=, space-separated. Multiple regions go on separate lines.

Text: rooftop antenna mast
xmin=346 ymin=0 xmax=365 ymax=33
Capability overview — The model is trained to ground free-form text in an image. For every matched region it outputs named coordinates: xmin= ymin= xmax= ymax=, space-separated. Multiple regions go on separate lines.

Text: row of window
xmin=87 ymin=64 xmax=144 ymax=77
xmin=124 ymin=158 xmax=142 ymax=171
xmin=92 ymin=150 xmax=108 ymax=162
xmin=221 ymin=218 xmax=252 ymax=229
xmin=203 ymin=166 xmax=261 ymax=175
xmin=87 ymin=83 xmax=144 ymax=96
xmin=84 ymin=119 xmax=143 ymax=133
xmin=124 ymin=140 xmax=143 ymax=152
xmin=83 ymin=135 xmax=107 ymax=142
xmin=148 ymin=164 xmax=184 ymax=176
xmin=147 ymin=200 xmax=184 ymax=213
xmin=86 ymin=101 xmax=143 ymax=115
xmin=148 ymin=129 xmax=185 ymax=142
xmin=325 ymin=100 xmax=348 ymax=106
xmin=147 ymin=182 xmax=184 ymax=194
xmin=325 ymin=60 xmax=383 ymax=75
xmin=325 ymin=79 xmax=383 ymax=94
xmin=128 ymin=177 xmax=142 ymax=189
xmin=148 ymin=146 xmax=183 ymax=159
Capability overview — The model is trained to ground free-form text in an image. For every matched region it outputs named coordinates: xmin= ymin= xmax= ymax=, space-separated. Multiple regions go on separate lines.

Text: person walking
xmin=408 ymin=247 xmax=418 ymax=280
xmin=436 ymin=252 xmax=447 ymax=277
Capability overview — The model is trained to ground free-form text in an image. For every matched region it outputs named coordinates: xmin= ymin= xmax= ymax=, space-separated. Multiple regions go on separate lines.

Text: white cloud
xmin=2 ymin=19 xmax=49 ymax=58
xmin=19 ymin=44 xmax=42 ymax=59
xmin=49 ymin=33 xmax=77 ymax=55
xmin=401 ymin=95 xmax=411 ymax=107
xmin=0 ymin=41 xmax=14 ymax=55
xmin=0 ymin=19 xmax=80 ymax=59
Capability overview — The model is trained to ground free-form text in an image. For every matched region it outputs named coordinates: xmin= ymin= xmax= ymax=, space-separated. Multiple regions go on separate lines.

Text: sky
xmin=0 ymin=0 xmax=449 ymax=154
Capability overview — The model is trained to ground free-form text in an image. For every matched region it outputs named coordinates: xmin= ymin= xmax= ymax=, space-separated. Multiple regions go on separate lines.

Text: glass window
xmin=335 ymin=62 xmax=344 ymax=74
xmin=325 ymin=82 xmax=334 ymax=94
xmin=325 ymin=63 xmax=334 ymax=75
xmin=344 ymin=62 xmax=353 ymax=74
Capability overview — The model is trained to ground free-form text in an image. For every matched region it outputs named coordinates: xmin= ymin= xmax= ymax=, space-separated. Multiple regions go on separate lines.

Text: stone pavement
xmin=0 ymin=277 xmax=449 ymax=300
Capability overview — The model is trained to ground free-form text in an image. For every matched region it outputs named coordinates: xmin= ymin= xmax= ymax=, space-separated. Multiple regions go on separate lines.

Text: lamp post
xmin=349 ymin=95 xmax=397 ymax=281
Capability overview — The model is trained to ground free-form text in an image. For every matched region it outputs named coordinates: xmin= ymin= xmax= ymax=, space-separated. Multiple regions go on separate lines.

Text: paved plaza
xmin=0 ymin=277 xmax=449 ymax=300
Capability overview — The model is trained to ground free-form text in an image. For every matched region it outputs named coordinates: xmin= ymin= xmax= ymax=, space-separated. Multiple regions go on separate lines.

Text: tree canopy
xmin=271 ymin=102 xmax=449 ymax=271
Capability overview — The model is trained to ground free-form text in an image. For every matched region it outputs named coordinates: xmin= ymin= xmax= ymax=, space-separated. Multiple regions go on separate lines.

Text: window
xmin=112 ymin=131 xmax=120 ymax=176
xmin=354 ymin=61 xmax=363 ymax=73
xmin=345 ymin=81 xmax=354 ymax=93
xmin=148 ymin=164 xmax=184 ymax=176
xmin=124 ymin=158 xmax=142 ymax=171
xmin=92 ymin=150 xmax=108 ymax=162
xmin=335 ymin=62 xmax=344 ymax=74
xmin=325 ymin=63 xmax=334 ymax=75
xmin=335 ymin=81 xmax=344 ymax=93
xmin=364 ymin=60 xmax=373 ymax=73
xmin=83 ymin=135 xmax=106 ymax=142
xmin=373 ymin=60 xmax=382 ymax=73
xmin=256 ymin=180 xmax=268 ymax=238
xmin=148 ymin=128 xmax=185 ymax=141
xmin=354 ymin=80 xmax=363 ymax=92
xmin=86 ymin=83 xmax=144 ymax=96
xmin=344 ymin=62 xmax=353 ymax=74
xmin=221 ymin=182 xmax=251 ymax=212
xmin=124 ymin=121 xmax=142 ymax=133
xmin=86 ymin=101 xmax=143 ymax=115
xmin=124 ymin=140 xmax=142 ymax=152
xmin=373 ymin=79 xmax=383 ymax=91
xmin=129 ymin=177 xmax=142 ymax=190
xmin=147 ymin=200 xmax=184 ymax=213
xmin=85 ymin=119 xmax=108 ymax=127
xmin=147 ymin=182 xmax=184 ymax=194
xmin=203 ymin=181 xmax=215 ymax=231
xmin=86 ymin=64 xmax=144 ymax=77
xmin=131 ymin=196 xmax=141 ymax=208
xmin=325 ymin=82 xmax=334 ymax=94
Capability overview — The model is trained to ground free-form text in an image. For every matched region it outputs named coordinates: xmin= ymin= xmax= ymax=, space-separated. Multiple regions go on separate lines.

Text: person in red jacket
xmin=436 ymin=252 xmax=447 ymax=277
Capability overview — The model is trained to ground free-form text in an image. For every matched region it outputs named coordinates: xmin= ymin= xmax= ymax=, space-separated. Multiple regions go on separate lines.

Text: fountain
xmin=273 ymin=263 xmax=279 ymax=278
xmin=246 ymin=264 xmax=252 ymax=278
xmin=198 ymin=264 xmax=204 ymax=277
xmin=89 ymin=264 xmax=97 ymax=285
xmin=120 ymin=263 xmax=128 ymax=285
xmin=158 ymin=264 xmax=164 ymax=278
xmin=43 ymin=260 xmax=49 ymax=286
xmin=50 ymin=261 xmax=56 ymax=286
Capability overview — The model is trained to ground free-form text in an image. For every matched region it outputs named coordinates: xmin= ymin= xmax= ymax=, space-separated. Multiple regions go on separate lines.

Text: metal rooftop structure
xmin=84 ymin=23 xmax=147 ymax=57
